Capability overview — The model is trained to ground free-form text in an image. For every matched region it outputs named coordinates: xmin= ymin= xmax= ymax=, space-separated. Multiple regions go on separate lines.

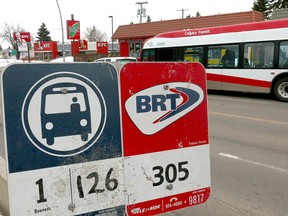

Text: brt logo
xmin=136 ymin=93 xmax=180 ymax=113
xmin=125 ymin=82 xmax=204 ymax=135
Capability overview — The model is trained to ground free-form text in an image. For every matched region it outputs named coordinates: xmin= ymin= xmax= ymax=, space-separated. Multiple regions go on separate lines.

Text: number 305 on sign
xmin=124 ymin=146 xmax=210 ymax=215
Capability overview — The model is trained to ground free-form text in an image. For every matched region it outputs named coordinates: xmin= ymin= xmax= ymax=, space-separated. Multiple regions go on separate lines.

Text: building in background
xmin=1 ymin=11 xmax=270 ymax=62
xmin=112 ymin=11 xmax=265 ymax=59
xmin=272 ymin=8 xmax=288 ymax=20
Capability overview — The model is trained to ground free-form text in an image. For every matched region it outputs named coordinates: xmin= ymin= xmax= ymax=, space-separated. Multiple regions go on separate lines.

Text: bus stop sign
xmin=120 ymin=62 xmax=211 ymax=215
xmin=2 ymin=62 xmax=210 ymax=215
xmin=2 ymin=63 xmax=124 ymax=215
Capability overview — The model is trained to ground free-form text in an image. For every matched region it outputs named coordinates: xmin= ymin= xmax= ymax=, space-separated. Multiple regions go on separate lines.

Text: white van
xmin=94 ymin=57 xmax=137 ymax=65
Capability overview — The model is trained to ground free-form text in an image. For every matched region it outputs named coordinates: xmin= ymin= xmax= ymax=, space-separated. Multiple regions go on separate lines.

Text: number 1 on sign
xmin=35 ymin=178 xmax=47 ymax=203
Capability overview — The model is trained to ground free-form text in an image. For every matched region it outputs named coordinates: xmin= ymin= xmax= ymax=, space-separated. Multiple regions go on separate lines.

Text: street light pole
xmin=56 ymin=0 xmax=65 ymax=62
xmin=109 ymin=15 xmax=114 ymax=53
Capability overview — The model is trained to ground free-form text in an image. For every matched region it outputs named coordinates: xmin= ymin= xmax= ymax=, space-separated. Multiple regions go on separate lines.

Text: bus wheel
xmin=274 ymin=77 xmax=288 ymax=102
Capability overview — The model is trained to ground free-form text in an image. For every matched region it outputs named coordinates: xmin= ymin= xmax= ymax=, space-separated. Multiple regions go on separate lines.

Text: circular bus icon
xmin=22 ymin=72 xmax=106 ymax=157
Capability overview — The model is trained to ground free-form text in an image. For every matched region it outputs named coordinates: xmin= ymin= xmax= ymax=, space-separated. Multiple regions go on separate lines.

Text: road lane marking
xmin=210 ymin=112 xmax=288 ymax=126
xmin=219 ymin=153 xmax=288 ymax=173
xmin=208 ymin=96 xmax=271 ymax=104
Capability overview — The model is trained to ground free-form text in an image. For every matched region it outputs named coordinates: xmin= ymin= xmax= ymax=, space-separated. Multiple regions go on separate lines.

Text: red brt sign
xmin=120 ymin=62 xmax=211 ymax=216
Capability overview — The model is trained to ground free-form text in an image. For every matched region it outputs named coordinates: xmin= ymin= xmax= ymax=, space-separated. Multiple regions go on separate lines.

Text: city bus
xmin=140 ymin=19 xmax=288 ymax=102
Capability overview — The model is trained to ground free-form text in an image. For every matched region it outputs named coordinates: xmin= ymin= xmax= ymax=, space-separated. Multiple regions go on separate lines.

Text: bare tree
xmin=83 ymin=26 xmax=108 ymax=42
xmin=1 ymin=23 xmax=25 ymax=59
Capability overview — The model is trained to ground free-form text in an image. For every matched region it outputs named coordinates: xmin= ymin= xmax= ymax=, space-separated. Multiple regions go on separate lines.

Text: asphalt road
xmin=1 ymin=89 xmax=288 ymax=215
xmin=161 ymin=91 xmax=288 ymax=216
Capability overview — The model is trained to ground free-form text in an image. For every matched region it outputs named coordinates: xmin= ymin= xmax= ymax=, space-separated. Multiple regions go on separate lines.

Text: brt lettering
xmin=136 ymin=94 xmax=180 ymax=113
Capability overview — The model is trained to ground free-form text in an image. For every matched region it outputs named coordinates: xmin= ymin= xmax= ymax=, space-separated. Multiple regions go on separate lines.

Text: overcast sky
xmin=1 ymin=0 xmax=255 ymax=48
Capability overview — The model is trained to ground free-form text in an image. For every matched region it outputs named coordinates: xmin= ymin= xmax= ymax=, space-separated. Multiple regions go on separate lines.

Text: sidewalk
xmin=0 ymin=156 xmax=8 ymax=216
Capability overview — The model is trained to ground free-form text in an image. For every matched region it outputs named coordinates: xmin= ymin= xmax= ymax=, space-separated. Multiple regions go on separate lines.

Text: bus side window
xmin=207 ymin=46 xmax=222 ymax=67
xmin=279 ymin=41 xmax=288 ymax=68
xmin=183 ymin=46 xmax=204 ymax=64
xmin=207 ymin=45 xmax=238 ymax=68
xmin=158 ymin=48 xmax=174 ymax=61
xmin=221 ymin=45 xmax=239 ymax=68
xmin=244 ymin=58 xmax=250 ymax=68
xmin=142 ymin=49 xmax=155 ymax=62
xmin=221 ymin=49 xmax=235 ymax=67
xmin=244 ymin=42 xmax=274 ymax=68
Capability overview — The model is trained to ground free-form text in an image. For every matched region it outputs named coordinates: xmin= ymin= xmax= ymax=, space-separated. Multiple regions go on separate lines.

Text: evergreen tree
xmin=146 ymin=15 xmax=151 ymax=22
xmin=270 ymin=0 xmax=288 ymax=9
xmin=252 ymin=0 xmax=288 ymax=19
xmin=36 ymin=23 xmax=51 ymax=41
xmin=252 ymin=0 xmax=272 ymax=19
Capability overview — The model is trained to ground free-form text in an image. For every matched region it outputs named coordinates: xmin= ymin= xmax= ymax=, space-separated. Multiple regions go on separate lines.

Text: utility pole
xmin=136 ymin=1 xmax=148 ymax=23
xmin=109 ymin=16 xmax=114 ymax=52
xmin=56 ymin=0 xmax=65 ymax=62
xmin=177 ymin=8 xmax=188 ymax=18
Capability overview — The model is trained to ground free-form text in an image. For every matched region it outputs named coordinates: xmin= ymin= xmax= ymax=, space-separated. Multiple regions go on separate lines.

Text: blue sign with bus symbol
xmin=20 ymin=71 xmax=107 ymax=157
xmin=2 ymin=64 xmax=121 ymax=172
xmin=41 ymin=82 xmax=92 ymax=145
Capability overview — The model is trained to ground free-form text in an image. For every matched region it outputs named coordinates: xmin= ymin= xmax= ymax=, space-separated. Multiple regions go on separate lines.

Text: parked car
xmin=94 ymin=57 xmax=137 ymax=65
xmin=50 ymin=56 xmax=74 ymax=63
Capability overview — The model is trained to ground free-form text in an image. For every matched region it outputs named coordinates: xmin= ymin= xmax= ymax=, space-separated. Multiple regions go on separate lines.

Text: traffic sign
xmin=1 ymin=63 xmax=124 ymax=215
xmin=120 ymin=62 xmax=211 ymax=215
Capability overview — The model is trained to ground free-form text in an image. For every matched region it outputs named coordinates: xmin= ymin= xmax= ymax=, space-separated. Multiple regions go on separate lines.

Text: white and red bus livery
xmin=140 ymin=19 xmax=288 ymax=102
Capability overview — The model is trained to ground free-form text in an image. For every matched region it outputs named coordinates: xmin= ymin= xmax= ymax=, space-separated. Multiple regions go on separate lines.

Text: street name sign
xmin=120 ymin=62 xmax=211 ymax=215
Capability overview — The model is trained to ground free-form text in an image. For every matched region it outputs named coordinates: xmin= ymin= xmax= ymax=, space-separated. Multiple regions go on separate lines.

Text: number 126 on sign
xmin=8 ymin=158 xmax=124 ymax=215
